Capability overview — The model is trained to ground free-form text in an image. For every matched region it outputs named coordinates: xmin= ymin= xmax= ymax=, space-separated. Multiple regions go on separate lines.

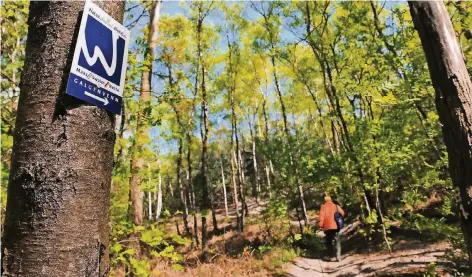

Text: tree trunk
xmin=220 ymin=156 xmax=229 ymax=217
xmin=271 ymin=55 xmax=290 ymax=135
xmin=1 ymin=2 xmax=123 ymax=276
xmin=167 ymin=180 xmax=173 ymax=198
xmin=238 ymin=148 xmax=249 ymax=216
xmin=177 ymin=138 xmax=190 ymax=234
xmin=148 ymin=191 xmax=153 ymax=220
xmin=231 ymin=150 xmax=242 ymax=231
xmin=155 ymin=172 xmax=163 ymax=220
xmin=128 ymin=0 xmax=161 ymax=227
xmin=196 ymin=4 xmax=210 ymax=261
xmin=229 ymin=70 xmax=246 ymax=226
xmin=187 ymin=137 xmax=199 ymax=246
xmin=306 ymin=84 xmax=335 ymax=155
xmin=210 ymin=186 xmax=219 ymax=234
xmin=266 ymin=23 xmax=308 ymax=222
xmin=114 ymin=104 xmax=127 ymax=164
xmin=409 ymin=0 xmax=472 ymax=265
xmin=265 ymin=163 xmax=272 ymax=199
xmin=249 ymin=118 xmax=260 ymax=202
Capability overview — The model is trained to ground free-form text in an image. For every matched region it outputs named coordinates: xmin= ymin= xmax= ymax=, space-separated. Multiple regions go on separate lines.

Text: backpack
xmin=334 ymin=205 xmax=344 ymax=229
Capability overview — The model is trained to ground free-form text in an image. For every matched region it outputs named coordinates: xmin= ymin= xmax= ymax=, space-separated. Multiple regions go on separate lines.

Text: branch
xmin=1 ymin=72 xmax=19 ymax=87
xmin=125 ymin=3 xmax=141 ymax=13
xmin=125 ymin=3 xmax=151 ymax=29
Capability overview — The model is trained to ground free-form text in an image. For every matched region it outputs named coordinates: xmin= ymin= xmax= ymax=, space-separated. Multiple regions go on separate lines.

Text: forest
xmin=1 ymin=1 xmax=472 ymax=276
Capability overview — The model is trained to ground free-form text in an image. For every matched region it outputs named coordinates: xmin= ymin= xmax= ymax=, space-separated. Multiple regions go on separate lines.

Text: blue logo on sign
xmin=78 ymin=15 xmax=125 ymax=86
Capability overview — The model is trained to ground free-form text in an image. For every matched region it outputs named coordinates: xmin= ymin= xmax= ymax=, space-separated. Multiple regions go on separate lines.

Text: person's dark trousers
xmin=324 ymin=229 xmax=341 ymax=259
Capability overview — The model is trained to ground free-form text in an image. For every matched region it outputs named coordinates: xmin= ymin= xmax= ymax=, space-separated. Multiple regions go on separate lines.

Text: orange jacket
xmin=319 ymin=201 xmax=345 ymax=231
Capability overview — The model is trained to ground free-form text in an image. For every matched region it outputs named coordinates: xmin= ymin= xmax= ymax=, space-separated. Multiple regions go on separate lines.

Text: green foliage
xmin=110 ymin=222 xmax=189 ymax=276
xmin=262 ymin=247 xmax=298 ymax=273
xmin=424 ymin=262 xmax=438 ymax=277
xmin=2 ymin=1 xmax=472 ymax=274
xmin=129 ymin=257 xmax=151 ymax=277
xmin=261 ymin=199 xmax=290 ymax=244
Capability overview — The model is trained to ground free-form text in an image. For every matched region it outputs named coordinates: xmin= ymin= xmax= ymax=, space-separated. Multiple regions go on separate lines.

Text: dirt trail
xmin=286 ymin=240 xmax=451 ymax=277
xmin=168 ymin=199 xmax=456 ymax=276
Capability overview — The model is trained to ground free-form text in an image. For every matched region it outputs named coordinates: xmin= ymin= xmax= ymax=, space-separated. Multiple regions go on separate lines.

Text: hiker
xmin=319 ymin=195 xmax=345 ymax=261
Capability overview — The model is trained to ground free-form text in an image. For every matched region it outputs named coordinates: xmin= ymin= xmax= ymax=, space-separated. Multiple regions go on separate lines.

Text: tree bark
xmin=177 ymin=138 xmax=190 ymax=233
xmin=166 ymin=59 xmax=191 ymax=234
xmin=249 ymin=117 xmax=260 ymax=202
xmin=155 ymin=172 xmax=163 ymax=220
xmin=128 ymin=0 xmax=161 ymax=227
xmin=187 ymin=135 xmax=199 ymax=246
xmin=220 ymin=156 xmax=229 ymax=217
xmin=148 ymin=191 xmax=153 ymax=220
xmin=265 ymin=163 xmax=272 ymax=199
xmin=195 ymin=3 xmax=210 ymax=260
xmin=260 ymin=6 xmax=308 ymax=223
xmin=231 ymin=150 xmax=242 ymax=231
xmin=409 ymin=0 xmax=472 ymax=265
xmin=238 ymin=148 xmax=249 ymax=216
xmin=1 ymin=2 xmax=123 ymax=276
xmin=229 ymin=68 xmax=246 ymax=227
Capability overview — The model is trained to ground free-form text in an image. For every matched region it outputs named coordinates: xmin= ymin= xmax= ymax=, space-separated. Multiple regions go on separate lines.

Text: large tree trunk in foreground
xmin=1 ymin=2 xmax=123 ymax=276
xmin=409 ymin=0 xmax=472 ymax=265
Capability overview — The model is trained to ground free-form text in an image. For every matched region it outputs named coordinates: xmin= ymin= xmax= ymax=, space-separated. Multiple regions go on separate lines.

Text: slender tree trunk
xmin=225 ymin=17 xmax=244 ymax=228
xmin=238 ymin=148 xmax=249 ymax=216
xmin=260 ymin=93 xmax=275 ymax=198
xmin=168 ymin=180 xmax=173 ymax=198
xmin=331 ymin=121 xmax=340 ymax=152
xmin=306 ymin=85 xmax=335 ymax=155
xmin=165 ymin=57 xmax=190 ymax=233
xmin=266 ymin=26 xmax=308 ymax=222
xmin=269 ymin=159 xmax=275 ymax=185
xmin=229 ymin=73 xmax=247 ymax=222
xmin=177 ymin=138 xmax=190 ymax=234
xmin=114 ymin=104 xmax=127 ymax=164
xmin=193 ymin=212 xmax=199 ymax=248
xmin=210 ymin=186 xmax=219 ymax=234
xmin=1 ymin=2 xmax=123 ymax=276
xmin=321 ymin=52 xmax=377 ymax=214
xmin=231 ymin=151 xmax=242 ymax=231
xmin=148 ymin=191 xmax=153 ymax=221
xmin=409 ymin=0 xmax=472 ymax=265
xmin=129 ymin=0 xmax=161 ymax=227
xmin=196 ymin=5 xmax=210 ymax=260
xmin=271 ymin=56 xmax=290 ymax=134
xmin=376 ymin=189 xmax=392 ymax=253
xmin=220 ymin=156 xmax=229 ymax=217
xmin=235 ymin=135 xmax=247 ymax=217
xmin=249 ymin=119 xmax=260 ymax=202
xmin=187 ymin=135 xmax=199 ymax=247
xmin=155 ymin=172 xmax=163 ymax=220
xmin=265 ymin=163 xmax=272 ymax=199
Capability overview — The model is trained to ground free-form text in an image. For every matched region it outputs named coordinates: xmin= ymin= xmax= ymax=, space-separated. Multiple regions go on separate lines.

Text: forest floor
xmin=153 ymin=199 xmax=466 ymax=277
xmin=287 ymin=243 xmax=449 ymax=277
xmin=286 ymin=227 xmax=452 ymax=277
